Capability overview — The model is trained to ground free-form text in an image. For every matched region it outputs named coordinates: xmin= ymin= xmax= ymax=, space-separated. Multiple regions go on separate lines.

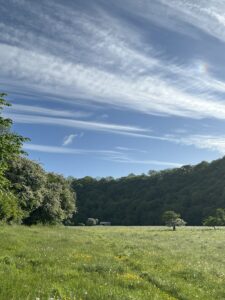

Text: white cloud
xmin=117 ymin=0 xmax=225 ymax=43
xmin=178 ymin=134 xmax=225 ymax=154
xmin=104 ymin=155 xmax=182 ymax=167
xmin=5 ymin=113 xmax=148 ymax=135
xmin=115 ymin=146 xmax=147 ymax=153
xmin=23 ymin=143 xmax=120 ymax=156
xmin=63 ymin=134 xmax=77 ymax=146
xmin=1 ymin=1 xmax=225 ymax=121
xmin=24 ymin=143 xmax=182 ymax=167
xmin=7 ymin=104 xmax=91 ymax=118
xmin=159 ymin=0 xmax=225 ymax=43
xmin=7 ymin=111 xmax=225 ymax=155
xmin=2 ymin=43 xmax=225 ymax=120
xmin=11 ymin=110 xmax=225 ymax=155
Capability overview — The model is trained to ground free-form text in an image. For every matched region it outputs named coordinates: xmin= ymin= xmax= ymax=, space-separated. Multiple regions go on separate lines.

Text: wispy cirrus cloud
xmin=1 ymin=1 xmax=225 ymax=121
xmin=62 ymin=134 xmax=77 ymax=146
xmin=115 ymin=146 xmax=147 ymax=153
xmin=116 ymin=0 xmax=225 ymax=43
xmin=23 ymin=143 xmax=120 ymax=156
xmin=178 ymin=134 xmax=225 ymax=154
xmin=103 ymin=154 xmax=182 ymax=167
xmin=158 ymin=0 xmax=225 ymax=43
xmin=5 ymin=113 xmax=148 ymax=136
xmin=2 ymin=42 xmax=225 ymax=120
xmin=62 ymin=133 xmax=84 ymax=146
xmin=24 ymin=143 xmax=182 ymax=168
xmin=8 ymin=110 xmax=225 ymax=155
xmin=7 ymin=104 xmax=91 ymax=119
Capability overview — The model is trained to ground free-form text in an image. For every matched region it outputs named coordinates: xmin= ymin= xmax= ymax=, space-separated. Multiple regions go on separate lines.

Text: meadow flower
xmin=119 ymin=272 xmax=141 ymax=281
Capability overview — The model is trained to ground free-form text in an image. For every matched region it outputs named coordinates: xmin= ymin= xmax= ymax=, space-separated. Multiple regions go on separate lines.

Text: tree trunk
xmin=173 ymin=225 xmax=176 ymax=231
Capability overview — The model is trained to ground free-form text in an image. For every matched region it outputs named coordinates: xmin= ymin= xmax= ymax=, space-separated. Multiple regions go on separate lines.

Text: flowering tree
xmin=162 ymin=210 xmax=186 ymax=231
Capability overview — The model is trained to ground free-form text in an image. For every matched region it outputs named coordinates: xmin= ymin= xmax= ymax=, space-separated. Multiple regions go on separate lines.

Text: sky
xmin=1 ymin=0 xmax=225 ymax=178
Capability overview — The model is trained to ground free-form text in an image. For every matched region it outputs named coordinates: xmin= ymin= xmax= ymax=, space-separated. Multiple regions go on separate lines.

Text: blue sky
xmin=1 ymin=0 xmax=225 ymax=178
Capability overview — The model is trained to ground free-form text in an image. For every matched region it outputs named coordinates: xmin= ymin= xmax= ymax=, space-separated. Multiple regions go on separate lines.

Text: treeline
xmin=70 ymin=158 xmax=225 ymax=226
xmin=0 ymin=93 xmax=76 ymax=224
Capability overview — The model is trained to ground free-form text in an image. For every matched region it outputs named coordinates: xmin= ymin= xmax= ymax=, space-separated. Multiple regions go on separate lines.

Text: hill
xmin=70 ymin=157 xmax=225 ymax=225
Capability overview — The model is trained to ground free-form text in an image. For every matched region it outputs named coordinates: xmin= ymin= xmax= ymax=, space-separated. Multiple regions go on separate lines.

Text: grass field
xmin=0 ymin=226 xmax=225 ymax=300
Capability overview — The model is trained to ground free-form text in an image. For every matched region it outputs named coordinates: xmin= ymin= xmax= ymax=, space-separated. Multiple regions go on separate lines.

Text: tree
xmin=0 ymin=93 xmax=28 ymax=189
xmin=148 ymin=170 xmax=158 ymax=176
xmin=0 ymin=93 xmax=27 ymax=223
xmin=162 ymin=210 xmax=186 ymax=231
xmin=203 ymin=208 xmax=225 ymax=228
xmin=24 ymin=172 xmax=76 ymax=225
xmin=6 ymin=157 xmax=77 ymax=225
xmin=5 ymin=157 xmax=46 ymax=220
xmin=0 ymin=93 xmax=77 ymax=225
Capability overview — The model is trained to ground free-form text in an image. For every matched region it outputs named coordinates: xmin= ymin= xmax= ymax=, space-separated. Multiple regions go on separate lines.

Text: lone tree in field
xmin=203 ymin=208 xmax=225 ymax=229
xmin=162 ymin=210 xmax=186 ymax=231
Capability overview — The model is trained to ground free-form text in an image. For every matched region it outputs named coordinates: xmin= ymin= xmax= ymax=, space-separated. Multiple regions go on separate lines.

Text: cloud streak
xmin=63 ymin=134 xmax=77 ymax=146
xmin=1 ymin=1 xmax=225 ymax=121
xmin=23 ymin=143 xmax=119 ymax=156
xmin=5 ymin=113 xmax=148 ymax=136
xmin=7 ymin=104 xmax=91 ymax=119
xmin=24 ymin=143 xmax=182 ymax=167
xmin=159 ymin=0 xmax=225 ymax=43
xmin=178 ymin=134 xmax=225 ymax=154
xmin=105 ymin=156 xmax=182 ymax=167
xmin=8 ymin=111 xmax=225 ymax=155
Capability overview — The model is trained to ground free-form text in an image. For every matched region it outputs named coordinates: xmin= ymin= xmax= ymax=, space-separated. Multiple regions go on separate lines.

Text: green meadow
xmin=0 ymin=226 xmax=225 ymax=300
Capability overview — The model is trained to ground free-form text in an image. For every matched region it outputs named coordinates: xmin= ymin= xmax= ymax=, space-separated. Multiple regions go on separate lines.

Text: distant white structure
xmin=99 ymin=221 xmax=111 ymax=226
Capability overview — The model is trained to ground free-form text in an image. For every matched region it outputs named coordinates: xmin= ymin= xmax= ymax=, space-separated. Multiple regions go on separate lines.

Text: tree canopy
xmin=203 ymin=208 xmax=225 ymax=227
xmin=0 ymin=93 xmax=77 ymax=224
xmin=162 ymin=210 xmax=186 ymax=230
xmin=0 ymin=93 xmax=28 ymax=223
xmin=0 ymin=93 xmax=28 ymax=190
xmin=70 ymin=159 xmax=225 ymax=226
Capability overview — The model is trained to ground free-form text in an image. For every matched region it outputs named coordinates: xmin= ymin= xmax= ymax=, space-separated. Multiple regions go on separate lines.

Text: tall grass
xmin=0 ymin=226 xmax=224 ymax=299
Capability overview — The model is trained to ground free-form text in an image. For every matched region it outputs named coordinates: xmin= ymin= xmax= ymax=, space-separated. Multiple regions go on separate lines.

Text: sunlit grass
xmin=0 ymin=226 xmax=225 ymax=299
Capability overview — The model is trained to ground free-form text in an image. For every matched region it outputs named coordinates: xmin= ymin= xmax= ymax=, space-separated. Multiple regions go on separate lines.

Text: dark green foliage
xmin=0 ymin=93 xmax=28 ymax=190
xmin=0 ymin=93 xmax=28 ymax=223
xmin=203 ymin=208 xmax=225 ymax=227
xmin=203 ymin=216 xmax=218 ymax=227
xmin=162 ymin=211 xmax=180 ymax=223
xmin=0 ymin=191 xmax=22 ymax=224
xmin=162 ymin=210 xmax=186 ymax=230
xmin=70 ymin=159 xmax=225 ymax=225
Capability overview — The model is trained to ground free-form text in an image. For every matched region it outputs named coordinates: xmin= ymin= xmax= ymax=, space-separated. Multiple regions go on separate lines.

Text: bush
xmin=86 ymin=218 xmax=97 ymax=226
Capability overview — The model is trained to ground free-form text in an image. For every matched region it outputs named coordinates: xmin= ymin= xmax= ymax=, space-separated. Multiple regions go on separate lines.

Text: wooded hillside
xmin=71 ymin=158 xmax=225 ymax=225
